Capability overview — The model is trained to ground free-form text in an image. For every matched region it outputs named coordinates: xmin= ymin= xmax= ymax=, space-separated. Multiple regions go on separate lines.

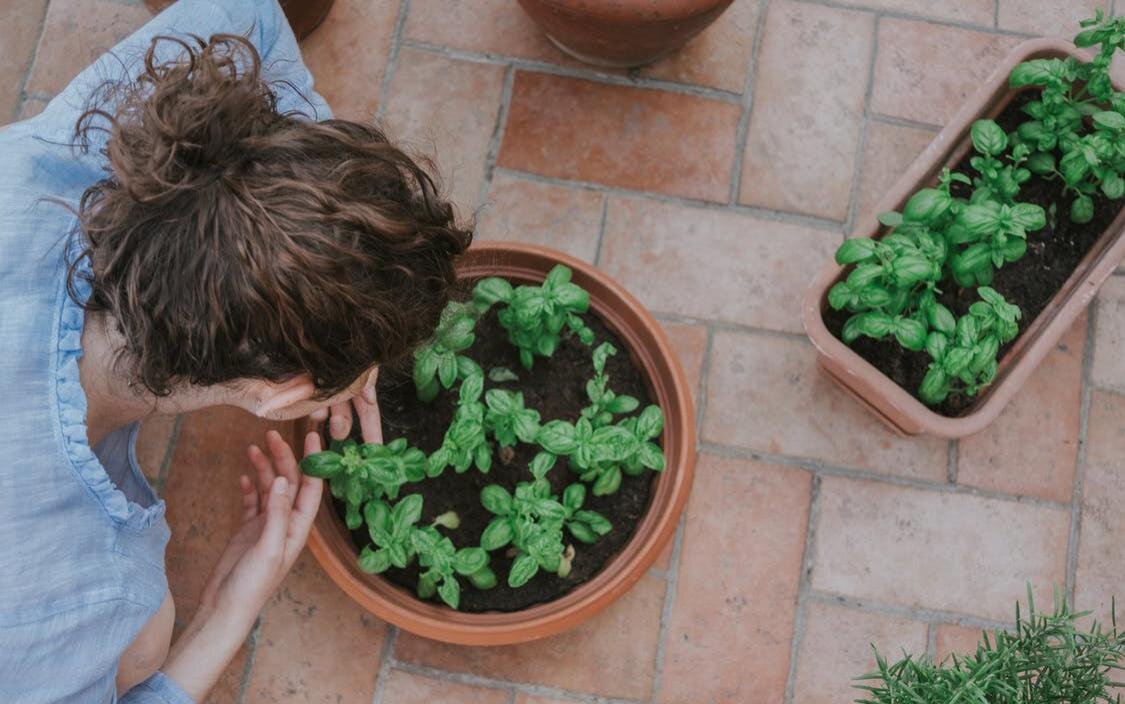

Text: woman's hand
xmin=308 ymin=369 xmax=383 ymax=444
xmin=197 ymin=430 xmax=324 ymax=629
xmin=162 ymin=430 xmax=324 ymax=701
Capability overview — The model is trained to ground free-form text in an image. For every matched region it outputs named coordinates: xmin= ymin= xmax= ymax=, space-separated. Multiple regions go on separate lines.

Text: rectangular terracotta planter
xmin=803 ymin=38 xmax=1125 ymax=439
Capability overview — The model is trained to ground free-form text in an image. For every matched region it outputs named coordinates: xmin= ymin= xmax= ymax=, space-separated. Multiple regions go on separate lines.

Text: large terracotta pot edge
xmin=803 ymin=37 xmax=1125 ymax=439
xmin=299 ymin=241 xmax=696 ymax=645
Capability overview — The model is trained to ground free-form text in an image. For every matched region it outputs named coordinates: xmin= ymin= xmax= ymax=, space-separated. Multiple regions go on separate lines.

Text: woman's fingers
xmin=328 ymin=402 xmax=352 ymax=441
xmin=246 ymin=444 xmax=276 ymax=505
xmin=265 ymin=430 xmax=299 ymax=502
xmin=303 ymin=430 xmax=323 ymax=456
xmin=238 ymin=474 xmax=258 ymax=521
xmin=353 ymin=394 xmax=383 ymax=445
xmin=286 ymin=474 xmax=323 ymax=561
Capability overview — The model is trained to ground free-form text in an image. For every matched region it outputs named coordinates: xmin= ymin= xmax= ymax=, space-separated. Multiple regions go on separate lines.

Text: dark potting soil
xmin=331 ymin=302 xmax=657 ymax=613
xmin=824 ymin=90 xmax=1120 ymax=416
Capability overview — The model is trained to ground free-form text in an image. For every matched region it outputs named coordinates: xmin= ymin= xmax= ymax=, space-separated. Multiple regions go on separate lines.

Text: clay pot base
xmin=545 ymin=34 xmax=674 ymax=69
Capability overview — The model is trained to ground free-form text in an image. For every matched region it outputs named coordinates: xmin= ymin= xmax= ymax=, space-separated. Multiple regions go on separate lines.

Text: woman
xmin=0 ymin=0 xmax=470 ymax=701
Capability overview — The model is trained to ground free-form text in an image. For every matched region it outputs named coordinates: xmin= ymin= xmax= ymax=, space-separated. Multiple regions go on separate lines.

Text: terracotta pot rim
xmin=524 ymin=0 xmax=732 ymax=22
xmin=803 ymin=37 xmax=1125 ymax=438
xmin=302 ymin=242 xmax=696 ymax=645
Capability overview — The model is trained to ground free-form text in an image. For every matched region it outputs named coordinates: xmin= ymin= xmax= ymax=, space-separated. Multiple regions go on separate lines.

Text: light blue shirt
xmin=0 ymin=1 xmax=328 ymax=701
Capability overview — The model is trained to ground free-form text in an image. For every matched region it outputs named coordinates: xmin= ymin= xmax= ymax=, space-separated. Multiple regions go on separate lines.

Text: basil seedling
xmin=479 ymin=482 xmax=570 ymax=588
xmin=428 ymin=372 xmax=492 ymax=476
xmin=581 ymin=343 xmax=640 ymax=428
xmin=413 ymin=301 xmax=482 ymax=402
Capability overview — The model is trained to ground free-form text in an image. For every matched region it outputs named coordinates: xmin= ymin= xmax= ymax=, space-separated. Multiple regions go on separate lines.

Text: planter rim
xmin=803 ymin=36 xmax=1125 ymax=438
xmin=522 ymin=0 xmax=731 ymax=22
xmin=302 ymin=241 xmax=696 ymax=645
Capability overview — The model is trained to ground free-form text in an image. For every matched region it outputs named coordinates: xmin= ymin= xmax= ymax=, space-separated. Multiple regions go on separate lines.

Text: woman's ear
xmin=249 ymin=375 xmax=317 ymax=418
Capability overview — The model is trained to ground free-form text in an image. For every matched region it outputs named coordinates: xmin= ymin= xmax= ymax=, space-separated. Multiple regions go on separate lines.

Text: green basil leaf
xmin=894 ymin=318 xmax=928 ymax=351
xmin=413 ymin=347 xmax=439 ymax=391
xmin=592 ymin=466 xmax=623 ymax=496
xmin=926 ymin=302 xmax=957 ymax=336
xmin=459 ymin=373 xmax=484 ymax=405
xmin=638 ymin=442 xmax=665 ymax=471
xmin=919 ymin=365 xmax=950 ymax=405
xmin=835 ymin=238 xmax=879 ymax=264
xmin=469 ymin=566 xmax=498 ymax=590
xmin=1103 ymin=172 xmax=1125 ymax=199
xmin=452 ymin=547 xmax=489 ymax=577
xmin=944 ymin=348 xmax=974 ymax=376
xmin=545 ymin=264 xmax=572 ymax=287
xmin=437 ymin=352 xmax=458 ymax=389
xmin=480 ymin=517 xmax=514 ymax=551
xmin=1093 ymin=110 xmax=1125 ymax=131
xmin=567 ymin=521 xmax=599 ymax=544
xmin=554 ymin=282 xmax=589 ymax=311
xmin=536 ymin=420 xmax=579 ymax=454
xmin=299 ymin=451 xmax=343 ymax=479
xmin=1071 ymin=195 xmax=1095 ymax=223
xmin=828 ymin=282 xmax=857 ymax=311
xmin=528 ymin=451 xmax=557 ymax=479
xmin=358 ymin=546 xmax=392 ymax=574
xmin=877 ymin=211 xmax=904 ymax=227
xmin=508 ymin=553 xmax=540 ymax=588
xmin=925 ymin=331 xmax=949 ymax=362
xmin=971 ymin=119 xmax=1009 ymax=156
xmin=958 ymin=204 xmax=1001 ymax=237
xmin=437 ymin=576 xmax=460 ymax=609
xmin=391 ymin=494 xmax=424 ymax=534
xmin=1009 ymin=203 xmax=1046 ymax=231
xmin=472 ymin=277 xmax=513 ymax=308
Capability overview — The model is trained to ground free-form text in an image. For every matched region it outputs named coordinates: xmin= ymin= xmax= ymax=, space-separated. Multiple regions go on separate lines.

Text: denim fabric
xmin=0 ymin=1 xmax=328 ymax=701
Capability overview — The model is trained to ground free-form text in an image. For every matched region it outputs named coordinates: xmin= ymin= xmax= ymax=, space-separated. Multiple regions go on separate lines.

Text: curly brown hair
xmin=69 ymin=33 xmax=471 ymax=399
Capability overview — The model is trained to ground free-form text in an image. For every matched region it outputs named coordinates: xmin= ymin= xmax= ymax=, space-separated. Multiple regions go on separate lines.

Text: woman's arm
xmin=119 ymin=430 xmax=324 ymax=703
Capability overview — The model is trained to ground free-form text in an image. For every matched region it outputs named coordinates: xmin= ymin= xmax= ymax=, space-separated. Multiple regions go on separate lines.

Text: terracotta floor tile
xmin=661 ymin=322 xmax=709 ymax=404
xmin=404 ymin=0 xmax=564 ymax=65
xmin=854 ymin=120 xmax=937 ymax=228
xmin=243 ymin=551 xmax=386 ymax=704
xmin=394 ymin=574 xmax=667 ymax=700
xmin=812 ymin=476 xmax=1070 ymax=621
xmin=934 ymin=623 xmax=987 ymax=662
xmin=871 ymin=19 xmax=1021 ymax=126
xmin=792 ymin=601 xmax=928 ymax=704
xmin=598 ymin=198 xmax=839 ymax=333
xmin=739 ymin=1 xmax=874 ymax=221
xmin=24 ymin=0 xmax=149 ymax=96
xmin=163 ymin=407 xmax=287 ymax=622
xmin=1074 ymin=390 xmax=1125 ymax=617
xmin=998 ymin=0 xmax=1109 ymax=37
xmin=957 ymin=315 xmax=1086 ymax=503
xmin=818 ymin=0 xmax=993 ymax=24
xmin=136 ymin=414 xmax=179 ymax=485
xmin=382 ymin=48 xmax=506 ymax=213
xmin=640 ymin=0 xmax=762 ymax=93
xmin=1092 ymin=276 xmax=1125 ymax=391
xmin=1 ymin=0 xmax=48 ymax=121
xmin=658 ymin=454 xmax=809 ymax=704
xmin=381 ymin=670 xmax=509 ymax=704
xmin=477 ymin=173 xmax=604 ymax=263
xmin=301 ymin=0 xmax=400 ymax=121
xmin=514 ymin=696 xmax=570 ymax=704
xmin=703 ymin=331 xmax=949 ymax=480
xmin=497 ymin=73 xmax=741 ymax=202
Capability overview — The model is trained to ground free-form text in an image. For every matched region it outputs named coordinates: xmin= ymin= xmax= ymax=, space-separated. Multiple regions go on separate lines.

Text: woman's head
xmin=71 ymin=34 xmax=471 ymax=418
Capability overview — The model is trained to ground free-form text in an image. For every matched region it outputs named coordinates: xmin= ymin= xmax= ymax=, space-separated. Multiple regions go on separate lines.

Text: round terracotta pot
xmin=517 ymin=0 xmax=735 ymax=68
xmin=143 ymin=0 xmax=335 ymax=41
xmin=296 ymin=242 xmax=696 ymax=645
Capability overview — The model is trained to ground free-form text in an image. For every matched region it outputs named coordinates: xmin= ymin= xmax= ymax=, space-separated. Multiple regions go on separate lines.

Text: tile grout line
xmin=12 ymin=0 xmax=53 ymax=123
xmin=725 ymin=0 xmax=772 ymax=206
xmin=782 ymin=474 xmax=822 ymax=704
xmin=694 ymin=326 xmax=716 ymax=441
xmin=370 ymin=626 xmax=399 ymax=704
xmin=155 ymin=414 xmax=184 ymax=493
xmin=993 ymin=0 xmax=1000 ymax=29
xmin=787 ymin=0 xmax=1034 ymax=38
xmin=1065 ymin=299 xmax=1098 ymax=606
xmin=493 ymin=166 xmax=845 ymax=233
xmin=477 ymin=65 xmax=517 ymax=210
xmin=698 ymin=442 xmax=1072 ymax=511
xmin=650 ymin=311 xmax=812 ymax=343
xmin=234 ymin=616 xmax=264 ymax=704
xmin=388 ymin=659 xmax=646 ymax=704
xmin=374 ymin=0 xmax=412 ymax=123
xmin=868 ymin=112 xmax=943 ymax=132
xmin=925 ymin=621 xmax=938 ymax=660
xmin=506 ymin=691 xmax=518 ymax=704
xmin=806 ymin=589 xmax=1013 ymax=631
xmin=399 ymin=38 xmax=743 ymax=104
xmin=842 ymin=13 xmax=881 ymax=236
xmin=648 ymin=515 xmax=687 ymax=704
xmin=592 ymin=196 xmax=610 ymax=267
xmin=946 ymin=439 xmax=959 ymax=485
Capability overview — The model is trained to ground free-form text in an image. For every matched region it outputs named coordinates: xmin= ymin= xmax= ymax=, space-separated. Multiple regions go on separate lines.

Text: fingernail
xmin=273 ymin=477 xmax=288 ymax=494
xmin=330 ymin=415 xmax=344 ymax=432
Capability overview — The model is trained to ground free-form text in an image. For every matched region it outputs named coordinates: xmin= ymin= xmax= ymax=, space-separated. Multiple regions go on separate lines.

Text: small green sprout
xmin=488 ymin=366 xmax=520 ymax=383
xmin=412 ymin=526 xmax=496 ymax=610
xmin=413 ymin=301 xmax=481 ymax=402
xmin=300 ymin=438 xmax=428 ymax=529
xmin=428 ymin=372 xmax=492 ymax=476
xmin=582 ymin=343 xmax=640 ymax=428
xmin=357 ymin=494 xmax=423 ymax=574
xmin=473 ymin=265 xmax=594 ymax=370
xmin=560 ymin=483 xmax=612 ymax=545
xmin=483 ymin=389 xmax=541 ymax=448
xmin=479 ymin=482 xmax=570 ymax=588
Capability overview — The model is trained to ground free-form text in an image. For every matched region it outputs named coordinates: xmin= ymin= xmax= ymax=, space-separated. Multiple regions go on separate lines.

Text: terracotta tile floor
xmin=5 ymin=0 xmax=1125 ymax=702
